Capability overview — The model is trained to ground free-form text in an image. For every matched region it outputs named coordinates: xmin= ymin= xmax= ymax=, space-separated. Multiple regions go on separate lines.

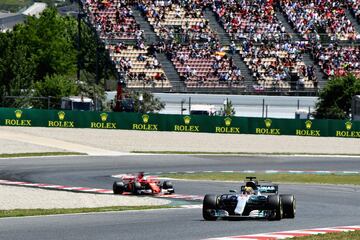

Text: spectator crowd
xmin=81 ymin=0 xmax=360 ymax=92
xmin=212 ymin=0 xmax=290 ymax=42
xmin=281 ymin=0 xmax=360 ymax=41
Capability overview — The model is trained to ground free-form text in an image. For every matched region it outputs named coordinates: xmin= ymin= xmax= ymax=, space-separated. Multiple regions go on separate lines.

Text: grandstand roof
xmin=23 ymin=3 xmax=47 ymax=17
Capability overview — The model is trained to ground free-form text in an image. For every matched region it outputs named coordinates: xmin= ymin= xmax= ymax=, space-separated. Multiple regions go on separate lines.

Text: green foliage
xmin=0 ymin=7 xmax=115 ymax=109
xmin=313 ymin=74 xmax=360 ymax=119
xmin=14 ymin=8 xmax=77 ymax=80
xmin=0 ymin=0 xmax=32 ymax=12
xmin=0 ymin=8 xmax=77 ymax=100
xmin=79 ymin=23 xmax=114 ymax=83
xmin=131 ymin=91 xmax=165 ymax=113
xmin=0 ymin=32 xmax=35 ymax=97
xmin=223 ymin=99 xmax=235 ymax=116
xmin=292 ymin=231 xmax=360 ymax=240
xmin=33 ymin=74 xmax=79 ymax=108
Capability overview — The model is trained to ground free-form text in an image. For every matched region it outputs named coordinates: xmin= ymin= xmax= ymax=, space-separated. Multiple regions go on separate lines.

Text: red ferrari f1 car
xmin=113 ymin=172 xmax=175 ymax=195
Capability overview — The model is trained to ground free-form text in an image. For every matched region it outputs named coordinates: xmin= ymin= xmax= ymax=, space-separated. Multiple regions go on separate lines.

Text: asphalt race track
xmin=0 ymin=155 xmax=359 ymax=240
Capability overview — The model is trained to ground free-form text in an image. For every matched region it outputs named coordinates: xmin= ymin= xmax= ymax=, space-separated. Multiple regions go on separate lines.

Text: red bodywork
xmin=121 ymin=174 xmax=161 ymax=194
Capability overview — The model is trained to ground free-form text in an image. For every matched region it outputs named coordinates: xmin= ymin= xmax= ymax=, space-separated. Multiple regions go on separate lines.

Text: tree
xmin=0 ymin=32 xmax=36 ymax=98
xmin=131 ymin=91 xmax=165 ymax=113
xmin=32 ymin=74 xmax=79 ymax=109
xmin=313 ymin=74 xmax=360 ymax=119
xmin=0 ymin=7 xmax=115 ymax=109
xmin=223 ymin=99 xmax=236 ymax=116
xmin=78 ymin=21 xmax=115 ymax=84
xmin=14 ymin=8 xmax=78 ymax=80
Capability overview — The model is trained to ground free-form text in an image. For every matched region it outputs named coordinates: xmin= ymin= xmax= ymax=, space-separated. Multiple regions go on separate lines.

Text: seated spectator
xmin=280 ymin=0 xmax=358 ymax=41
xmin=83 ymin=0 xmax=140 ymax=40
xmin=213 ymin=0 xmax=289 ymax=42
xmin=313 ymin=43 xmax=360 ymax=77
xmin=241 ymin=41 xmax=314 ymax=90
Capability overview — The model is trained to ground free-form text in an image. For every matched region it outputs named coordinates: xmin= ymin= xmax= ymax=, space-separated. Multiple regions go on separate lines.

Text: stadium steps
xmin=274 ymin=9 xmax=302 ymax=41
xmin=302 ymin=53 xmax=327 ymax=89
xmin=157 ymin=53 xmax=186 ymax=92
xmin=203 ymin=9 xmax=231 ymax=46
xmin=231 ymin=53 xmax=257 ymax=90
xmin=131 ymin=6 xmax=159 ymax=45
xmin=202 ymin=9 xmax=255 ymax=90
xmin=345 ymin=9 xmax=360 ymax=35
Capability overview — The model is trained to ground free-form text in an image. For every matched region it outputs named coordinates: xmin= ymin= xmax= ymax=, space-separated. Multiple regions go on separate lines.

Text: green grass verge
xmin=161 ymin=173 xmax=360 ymax=185
xmin=292 ymin=231 xmax=360 ymax=239
xmin=0 ymin=205 xmax=173 ymax=218
xmin=0 ymin=152 xmax=86 ymax=158
xmin=131 ymin=151 xmax=359 ymax=156
xmin=0 ymin=0 xmax=32 ymax=12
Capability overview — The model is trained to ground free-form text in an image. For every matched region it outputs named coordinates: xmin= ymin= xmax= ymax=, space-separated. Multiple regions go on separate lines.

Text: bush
xmin=313 ymin=74 xmax=360 ymax=119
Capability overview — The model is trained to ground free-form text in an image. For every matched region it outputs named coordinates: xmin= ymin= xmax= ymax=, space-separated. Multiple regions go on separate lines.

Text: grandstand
xmin=79 ymin=0 xmax=360 ymax=95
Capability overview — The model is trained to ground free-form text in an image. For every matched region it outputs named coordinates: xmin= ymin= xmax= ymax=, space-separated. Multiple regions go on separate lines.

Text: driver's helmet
xmin=137 ymin=172 xmax=145 ymax=179
xmin=244 ymin=181 xmax=258 ymax=194
xmin=244 ymin=186 xmax=254 ymax=194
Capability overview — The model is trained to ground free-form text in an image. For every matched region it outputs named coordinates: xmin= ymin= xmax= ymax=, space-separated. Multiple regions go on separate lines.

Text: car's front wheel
xmin=203 ymin=194 xmax=218 ymax=221
xmin=268 ymin=195 xmax=283 ymax=221
xmin=132 ymin=182 xmax=142 ymax=194
xmin=162 ymin=181 xmax=175 ymax=194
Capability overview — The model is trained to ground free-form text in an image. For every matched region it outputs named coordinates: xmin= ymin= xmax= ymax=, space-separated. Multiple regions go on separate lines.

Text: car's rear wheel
xmin=203 ymin=194 xmax=218 ymax=221
xmin=113 ymin=181 xmax=125 ymax=194
xmin=280 ymin=194 xmax=296 ymax=218
xmin=268 ymin=195 xmax=283 ymax=221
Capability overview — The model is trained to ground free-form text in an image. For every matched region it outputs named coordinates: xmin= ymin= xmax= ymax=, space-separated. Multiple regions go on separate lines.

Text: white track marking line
xmin=203 ymin=225 xmax=360 ymax=240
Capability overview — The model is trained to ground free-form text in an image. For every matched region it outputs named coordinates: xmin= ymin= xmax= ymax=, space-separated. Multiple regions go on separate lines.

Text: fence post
xmin=188 ymin=97 xmax=191 ymax=114
xmin=266 ymin=105 xmax=268 ymax=118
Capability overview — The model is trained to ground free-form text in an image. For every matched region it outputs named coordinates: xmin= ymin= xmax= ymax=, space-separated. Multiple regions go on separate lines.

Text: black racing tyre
xmin=162 ymin=181 xmax=173 ymax=189
xmin=280 ymin=194 xmax=296 ymax=218
xmin=132 ymin=181 xmax=142 ymax=194
xmin=113 ymin=181 xmax=125 ymax=194
xmin=202 ymin=194 xmax=218 ymax=221
xmin=268 ymin=195 xmax=283 ymax=221
xmin=162 ymin=181 xmax=175 ymax=193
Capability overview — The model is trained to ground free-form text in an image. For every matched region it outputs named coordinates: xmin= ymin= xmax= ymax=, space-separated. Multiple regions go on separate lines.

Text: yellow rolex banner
xmin=0 ymin=108 xmax=359 ymax=138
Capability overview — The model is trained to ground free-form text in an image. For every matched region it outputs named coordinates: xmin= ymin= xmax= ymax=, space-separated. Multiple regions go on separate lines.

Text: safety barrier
xmin=0 ymin=108 xmax=359 ymax=138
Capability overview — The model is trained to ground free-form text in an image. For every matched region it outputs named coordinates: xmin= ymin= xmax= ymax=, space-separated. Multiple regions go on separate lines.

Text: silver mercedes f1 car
xmin=202 ymin=177 xmax=295 ymax=221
